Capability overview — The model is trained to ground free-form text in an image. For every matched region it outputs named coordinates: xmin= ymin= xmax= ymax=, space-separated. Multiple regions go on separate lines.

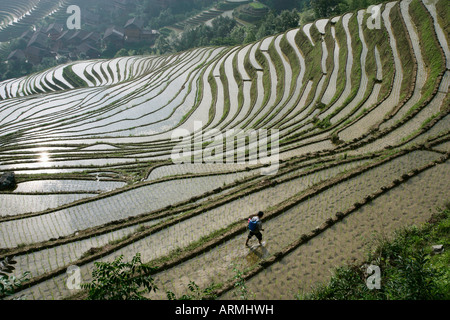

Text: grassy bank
xmin=298 ymin=203 xmax=450 ymax=300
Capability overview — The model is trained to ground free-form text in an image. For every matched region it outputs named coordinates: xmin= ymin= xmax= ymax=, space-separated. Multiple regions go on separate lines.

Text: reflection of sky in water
xmin=39 ymin=152 xmax=50 ymax=164
xmin=0 ymin=193 xmax=95 ymax=216
xmin=13 ymin=180 xmax=126 ymax=193
xmin=0 ymin=157 xmax=137 ymax=171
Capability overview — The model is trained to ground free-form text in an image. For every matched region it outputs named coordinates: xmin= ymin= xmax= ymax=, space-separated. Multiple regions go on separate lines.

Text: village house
xmin=103 ymin=26 xmax=125 ymax=48
xmin=140 ymin=29 xmax=160 ymax=42
xmin=54 ymin=30 xmax=76 ymax=52
xmin=7 ymin=49 xmax=26 ymax=61
xmin=19 ymin=30 xmax=33 ymax=42
xmin=123 ymin=18 xmax=160 ymax=43
xmin=24 ymin=46 xmax=52 ymax=65
xmin=2 ymin=1 xmax=161 ymax=68
xmin=67 ymin=30 xmax=91 ymax=46
xmin=82 ymin=32 xmax=101 ymax=47
xmin=27 ymin=32 xmax=48 ymax=49
xmin=76 ymin=42 xmax=101 ymax=59
xmin=46 ymin=23 xmax=64 ymax=40
xmin=124 ymin=17 xmax=144 ymax=42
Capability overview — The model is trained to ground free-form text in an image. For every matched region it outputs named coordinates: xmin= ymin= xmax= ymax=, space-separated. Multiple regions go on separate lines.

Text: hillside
xmin=0 ymin=0 xmax=448 ymax=300
xmin=0 ymin=0 xmax=69 ymax=42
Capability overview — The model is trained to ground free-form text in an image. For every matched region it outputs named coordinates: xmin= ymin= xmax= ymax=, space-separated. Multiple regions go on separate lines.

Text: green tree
xmin=0 ymin=257 xmax=30 ymax=299
xmin=82 ymin=253 xmax=157 ymax=300
xmin=311 ymin=0 xmax=341 ymax=19
xmin=114 ymin=48 xmax=130 ymax=58
xmin=230 ymin=26 xmax=247 ymax=44
xmin=259 ymin=0 xmax=309 ymax=12
xmin=155 ymin=34 xmax=173 ymax=54
xmin=244 ymin=26 xmax=257 ymax=44
xmin=275 ymin=9 xmax=300 ymax=33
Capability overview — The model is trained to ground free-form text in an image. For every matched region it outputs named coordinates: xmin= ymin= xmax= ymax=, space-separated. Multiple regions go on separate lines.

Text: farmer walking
xmin=245 ymin=211 xmax=265 ymax=247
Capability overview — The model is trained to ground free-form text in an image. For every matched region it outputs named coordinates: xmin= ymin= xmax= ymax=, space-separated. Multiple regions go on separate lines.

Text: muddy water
xmin=147 ymin=163 xmax=254 ymax=181
xmin=433 ymin=140 xmax=450 ymax=153
xmin=0 ymin=193 xmax=96 ymax=217
xmin=146 ymin=150 xmax=441 ymax=298
xmin=0 ymin=170 xmax=257 ymax=248
xmin=13 ymin=180 xmax=126 ymax=193
xmin=11 ymin=217 xmax=166 ymax=281
xmin=8 ymin=150 xmax=443 ymax=300
xmin=9 ymin=158 xmax=369 ymax=300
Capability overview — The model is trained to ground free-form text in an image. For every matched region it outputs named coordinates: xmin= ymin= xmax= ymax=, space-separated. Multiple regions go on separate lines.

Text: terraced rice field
xmin=171 ymin=0 xmax=251 ymax=31
xmin=0 ymin=0 xmax=69 ymax=42
xmin=0 ymin=0 xmax=448 ymax=300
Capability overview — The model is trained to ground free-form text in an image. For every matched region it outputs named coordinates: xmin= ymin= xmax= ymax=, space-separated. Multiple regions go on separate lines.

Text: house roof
xmin=82 ymin=31 xmax=101 ymax=43
xmin=68 ymin=30 xmax=90 ymax=41
xmin=7 ymin=49 xmax=26 ymax=60
xmin=25 ymin=45 xmax=49 ymax=56
xmin=56 ymin=30 xmax=76 ymax=41
xmin=33 ymin=26 xmax=46 ymax=34
xmin=27 ymin=32 xmax=48 ymax=48
xmin=46 ymin=23 xmax=63 ymax=34
xmin=19 ymin=29 xmax=33 ymax=40
xmin=124 ymin=17 xmax=144 ymax=29
xmin=103 ymin=26 xmax=124 ymax=39
xmin=77 ymin=42 xmax=100 ymax=54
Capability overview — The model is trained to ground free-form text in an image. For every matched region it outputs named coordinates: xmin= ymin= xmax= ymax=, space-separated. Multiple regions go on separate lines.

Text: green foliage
xmin=259 ymin=0 xmax=309 ymax=12
xmin=409 ymin=0 xmax=445 ymax=103
xmin=331 ymin=133 xmax=343 ymax=145
xmin=0 ymin=257 xmax=30 ymax=299
xmin=255 ymin=10 xmax=300 ymax=39
xmin=311 ymin=0 xmax=342 ymax=19
xmin=314 ymin=117 xmax=332 ymax=129
xmin=114 ymin=48 xmax=130 ymax=58
xmin=383 ymin=249 xmax=444 ymax=300
xmin=82 ymin=253 xmax=157 ymax=300
xmin=166 ymin=281 xmax=220 ymax=300
xmin=232 ymin=264 xmax=253 ymax=300
xmin=62 ymin=65 xmax=88 ymax=88
xmin=0 ymin=59 xmax=33 ymax=82
xmin=249 ymin=2 xmax=268 ymax=10
xmin=156 ymin=9 xmax=300 ymax=54
xmin=315 ymin=102 xmax=327 ymax=110
xmin=310 ymin=0 xmax=387 ymax=20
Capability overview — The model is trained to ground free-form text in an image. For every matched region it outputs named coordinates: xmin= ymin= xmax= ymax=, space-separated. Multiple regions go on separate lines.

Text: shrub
xmin=166 ymin=281 xmax=220 ymax=300
xmin=82 ymin=253 xmax=157 ymax=300
xmin=0 ymin=257 xmax=30 ymax=299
